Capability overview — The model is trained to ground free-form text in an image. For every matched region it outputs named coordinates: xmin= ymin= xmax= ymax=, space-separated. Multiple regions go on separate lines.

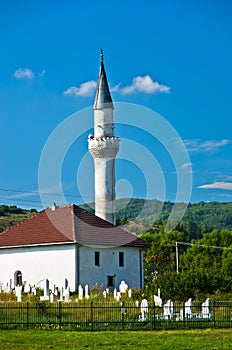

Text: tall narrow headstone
xmin=44 ymin=279 xmax=49 ymax=300
xmin=78 ymin=285 xmax=83 ymax=300
xmin=15 ymin=285 xmax=22 ymax=302
xmin=64 ymin=287 xmax=70 ymax=302
xmin=85 ymin=284 xmax=89 ymax=299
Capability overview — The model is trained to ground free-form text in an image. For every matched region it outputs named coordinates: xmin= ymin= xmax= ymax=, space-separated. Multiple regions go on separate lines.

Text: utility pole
xmin=176 ymin=241 xmax=179 ymax=274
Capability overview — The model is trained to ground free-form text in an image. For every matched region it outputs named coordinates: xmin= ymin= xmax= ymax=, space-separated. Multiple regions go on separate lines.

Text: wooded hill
xmin=82 ymin=198 xmax=232 ymax=239
xmin=0 ymin=205 xmax=37 ymax=233
xmin=1 ymin=199 xmax=232 ymax=237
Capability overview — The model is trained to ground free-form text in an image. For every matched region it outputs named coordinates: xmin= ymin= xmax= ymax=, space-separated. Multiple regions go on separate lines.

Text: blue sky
xmin=1 ymin=0 xmax=232 ymax=210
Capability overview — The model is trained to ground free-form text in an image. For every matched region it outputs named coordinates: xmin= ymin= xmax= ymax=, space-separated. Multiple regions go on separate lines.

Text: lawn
xmin=0 ymin=329 xmax=231 ymax=349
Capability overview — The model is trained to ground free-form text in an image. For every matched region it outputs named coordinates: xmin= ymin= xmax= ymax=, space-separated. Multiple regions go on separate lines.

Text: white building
xmin=0 ymin=204 xmax=147 ymax=291
xmin=0 ymin=52 xmax=148 ymax=292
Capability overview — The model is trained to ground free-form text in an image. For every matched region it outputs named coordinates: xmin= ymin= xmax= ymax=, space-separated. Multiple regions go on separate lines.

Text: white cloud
xmin=13 ymin=68 xmax=35 ymax=80
xmin=181 ymin=162 xmax=192 ymax=170
xmin=184 ymin=139 xmax=230 ymax=152
xmin=64 ymin=80 xmax=97 ymax=97
xmin=120 ymin=75 xmax=170 ymax=95
xmin=198 ymin=182 xmax=232 ymax=190
xmin=111 ymin=82 xmax=121 ymax=92
xmin=39 ymin=69 xmax=46 ymax=78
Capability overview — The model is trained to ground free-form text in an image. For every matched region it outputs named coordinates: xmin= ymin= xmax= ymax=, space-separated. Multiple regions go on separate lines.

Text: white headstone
xmin=4 ymin=282 xmax=11 ymax=293
xmin=113 ymin=288 xmax=117 ymax=299
xmin=103 ymin=290 xmax=107 ymax=298
xmin=24 ymin=282 xmax=31 ymax=293
xmin=78 ymin=285 xmax=83 ymax=300
xmin=119 ymin=281 xmax=128 ymax=293
xmin=128 ymin=288 xmax=132 ymax=298
xmin=140 ymin=298 xmax=148 ymax=321
xmin=85 ymin=284 xmax=89 ymax=299
xmin=59 ymin=287 xmax=64 ymax=301
xmin=64 ymin=287 xmax=70 ymax=302
xmin=116 ymin=292 xmax=121 ymax=301
xmin=43 ymin=279 xmax=49 ymax=300
xmin=163 ymin=299 xmax=174 ymax=320
xmin=135 ymin=300 xmax=139 ymax=308
xmin=50 ymin=293 xmax=54 ymax=303
xmin=202 ymin=298 xmax=211 ymax=319
xmin=15 ymin=285 xmax=22 ymax=302
xmin=154 ymin=294 xmax=162 ymax=307
xmin=185 ymin=298 xmax=192 ymax=318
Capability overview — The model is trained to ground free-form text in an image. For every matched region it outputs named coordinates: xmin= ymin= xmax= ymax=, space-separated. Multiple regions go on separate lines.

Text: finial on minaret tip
xmin=100 ymin=49 xmax=104 ymax=63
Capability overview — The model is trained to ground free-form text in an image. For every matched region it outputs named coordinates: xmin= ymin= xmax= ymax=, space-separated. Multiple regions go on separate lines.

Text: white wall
xmin=0 ymin=244 xmax=76 ymax=291
xmin=78 ymin=245 xmax=143 ymax=289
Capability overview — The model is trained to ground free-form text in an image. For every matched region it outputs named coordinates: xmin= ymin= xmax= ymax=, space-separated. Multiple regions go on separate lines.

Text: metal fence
xmin=0 ymin=301 xmax=231 ymax=331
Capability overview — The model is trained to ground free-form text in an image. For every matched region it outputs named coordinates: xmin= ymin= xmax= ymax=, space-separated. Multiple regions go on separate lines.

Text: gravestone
xmin=119 ymin=281 xmax=128 ymax=293
xmin=50 ymin=293 xmax=54 ymax=303
xmin=128 ymin=288 xmax=132 ymax=298
xmin=202 ymin=298 xmax=211 ymax=318
xmin=15 ymin=285 xmax=22 ymax=302
xmin=78 ymin=285 xmax=83 ymax=300
xmin=43 ymin=279 xmax=49 ymax=300
xmin=113 ymin=288 xmax=117 ymax=299
xmin=163 ymin=299 xmax=174 ymax=320
xmin=64 ymin=287 xmax=70 ymax=302
xmin=185 ymin=298 xmax=192 ymax=318
xmin=59 ymin=287 xmax=64 ymax=301
xmin=24 ymin=282 xmax=31 ymax=293
xmin=85 ymin=284 xmax=89 ymax=299
xmin=140 ymin=298 xmax=148 ymax=321
xmin=116 ymin=292 xmax=121 ymax=301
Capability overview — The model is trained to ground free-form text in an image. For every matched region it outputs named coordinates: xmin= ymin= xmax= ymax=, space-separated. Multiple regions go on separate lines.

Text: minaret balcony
xmin=88 ymin=136 xmax=119 ymax=159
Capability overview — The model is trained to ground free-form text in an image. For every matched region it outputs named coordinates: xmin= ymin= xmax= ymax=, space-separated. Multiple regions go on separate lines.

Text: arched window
xmin=14 ymin=270 xmax=22 ymax=286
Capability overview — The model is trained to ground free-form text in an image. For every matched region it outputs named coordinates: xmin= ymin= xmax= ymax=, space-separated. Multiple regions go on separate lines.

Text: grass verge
xmin=0 ymin=329 xmax=231 ymax=349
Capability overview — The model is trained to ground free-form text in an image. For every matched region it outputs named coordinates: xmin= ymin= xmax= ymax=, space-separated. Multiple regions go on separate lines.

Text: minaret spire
xmin=88 ymin=51 xmax=119 ymax=224
xmin=94 ymin=49 xmax=113 ymax=110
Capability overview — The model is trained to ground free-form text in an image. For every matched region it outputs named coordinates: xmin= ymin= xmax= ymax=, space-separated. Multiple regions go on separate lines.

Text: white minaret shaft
xmin=88 ymin=51 xmax=119 ymax=224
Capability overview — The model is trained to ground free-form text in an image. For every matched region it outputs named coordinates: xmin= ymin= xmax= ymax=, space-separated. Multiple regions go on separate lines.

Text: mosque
xmin=0 ymin=52 xmax=148 ymax=292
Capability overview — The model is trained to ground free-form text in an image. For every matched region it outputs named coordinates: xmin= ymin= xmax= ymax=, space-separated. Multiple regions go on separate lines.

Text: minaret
xmin=88 ymin=50 xmax=119 ymax=225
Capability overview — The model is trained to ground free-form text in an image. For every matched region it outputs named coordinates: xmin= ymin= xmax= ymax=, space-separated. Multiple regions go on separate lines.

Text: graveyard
xmin=0 ymin=279 xmax=231 ymax=331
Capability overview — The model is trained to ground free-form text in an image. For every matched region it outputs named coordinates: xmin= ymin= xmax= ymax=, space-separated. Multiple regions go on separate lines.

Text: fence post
xmin=90 ymin=301 xmax=93 ymax=331
xmin=153 ymin=301 xmax=156 ymax=330
xmin=58 ymin=301 xmax=62 ymax=330
xmin=121 ymin=301 xmax=125 ymax=330
xmin=213 ymin=300 xmax=216 ymax=328
xmin=183 ymin=302 xmax=185 ymax=327
xmin=26 ymin=302 xmax=29 ymax=329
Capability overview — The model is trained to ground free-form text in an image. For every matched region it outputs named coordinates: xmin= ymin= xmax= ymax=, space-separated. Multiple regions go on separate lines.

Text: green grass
xmin=0 ymin=329 xmax=231 ymax=349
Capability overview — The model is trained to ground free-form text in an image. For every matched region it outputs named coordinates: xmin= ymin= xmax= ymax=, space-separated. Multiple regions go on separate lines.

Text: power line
xmin=176 ymin=241 xmax=232 ymax=250
xmin=0 ymin=188 xmax=94 ymax=199
xmin=175 ymin=241 xmax=232 ymax=274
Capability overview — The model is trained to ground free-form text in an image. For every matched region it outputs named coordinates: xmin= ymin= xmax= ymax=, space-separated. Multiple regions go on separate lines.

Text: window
xmin=119 ymin=252 xmax=124 ymax=267
xmin=14 ymin=270 xmax=22 ymax=286
xmin=107 ymin=275 xmax=115 ymax=288
xmin=95 ymin=251 xmax=100 ymax=266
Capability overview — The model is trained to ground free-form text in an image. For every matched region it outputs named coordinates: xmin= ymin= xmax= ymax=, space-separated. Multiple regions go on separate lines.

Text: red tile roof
xmin=0 ymin=205 xmax=149 ymax=248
